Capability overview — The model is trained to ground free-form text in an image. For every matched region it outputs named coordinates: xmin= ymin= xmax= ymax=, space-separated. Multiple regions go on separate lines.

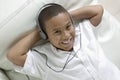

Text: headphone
xmin=36 ymin=3 xmax=75 ymax=40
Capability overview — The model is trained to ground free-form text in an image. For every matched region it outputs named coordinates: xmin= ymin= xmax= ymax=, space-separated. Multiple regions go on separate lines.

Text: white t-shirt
xmin=14 ymin=20 xmax=120 ymax=80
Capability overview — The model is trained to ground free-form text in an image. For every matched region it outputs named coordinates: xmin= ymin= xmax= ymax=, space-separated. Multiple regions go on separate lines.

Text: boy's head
xmin=37 ymin=3 xmax=75 ymax=51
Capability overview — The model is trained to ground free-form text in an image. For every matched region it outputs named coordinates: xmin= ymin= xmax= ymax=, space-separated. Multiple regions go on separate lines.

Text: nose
xmin=62 ymin=31 xmax=70 ymax=40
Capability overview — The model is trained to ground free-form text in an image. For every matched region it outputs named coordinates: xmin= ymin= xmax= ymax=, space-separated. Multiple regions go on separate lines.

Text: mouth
xmin=61 ymin=37 xmax=73 ymax=47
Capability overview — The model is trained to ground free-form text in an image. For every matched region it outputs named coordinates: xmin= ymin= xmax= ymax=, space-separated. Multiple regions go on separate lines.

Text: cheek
xmin=48 ymin=35 xmax=60 ymax=45
xmin=71 ymin=28 xmax=75 ymax=37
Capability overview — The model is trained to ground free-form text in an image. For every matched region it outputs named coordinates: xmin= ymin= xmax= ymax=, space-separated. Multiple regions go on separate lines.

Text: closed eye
xmin=54 ymin=30 xmax=61 ymax=35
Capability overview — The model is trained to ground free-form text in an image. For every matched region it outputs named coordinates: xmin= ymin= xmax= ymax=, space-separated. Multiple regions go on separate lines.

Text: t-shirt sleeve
xmin=13 ymin=50 xmax=46 ymax=79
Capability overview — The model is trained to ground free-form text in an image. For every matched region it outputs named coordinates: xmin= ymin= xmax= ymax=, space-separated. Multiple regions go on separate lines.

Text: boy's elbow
xmin=7 ymin=51 xmax=26 ymax=67
xmin=91 ymin=5 xmax=104 ymax=27
xmin=97 ymin=5 xmax=104 ymax=26
xmin=98 ymin=5 xmax=104 ymax=17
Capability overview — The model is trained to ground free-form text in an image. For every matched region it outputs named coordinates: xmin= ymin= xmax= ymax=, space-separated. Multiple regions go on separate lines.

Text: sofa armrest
xmin=0 ymin=69 xmax=9 ymax=80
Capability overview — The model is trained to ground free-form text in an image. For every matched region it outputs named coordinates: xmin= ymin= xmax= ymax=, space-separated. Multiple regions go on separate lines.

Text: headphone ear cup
xmin=39 ymin=30 xmax=47 ymax=40
xmin=37 ymin=23 xmax=47 ymax=40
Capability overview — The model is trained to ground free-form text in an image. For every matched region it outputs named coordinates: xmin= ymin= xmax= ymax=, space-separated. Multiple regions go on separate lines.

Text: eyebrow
xmin=52 ymin=21 xmax=71 ymax=31
xmin=66 ymin=21 xmax=71 ymax=26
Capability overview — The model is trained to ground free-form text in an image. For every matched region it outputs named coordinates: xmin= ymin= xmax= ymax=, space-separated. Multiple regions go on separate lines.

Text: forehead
xmin=44 ymin=13 xmax=71 ymax=29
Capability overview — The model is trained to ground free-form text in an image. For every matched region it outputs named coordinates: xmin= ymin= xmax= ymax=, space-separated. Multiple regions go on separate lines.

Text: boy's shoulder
xmin=75 ymin=20 xmax=95 ymax=32
xmin=33 ymin=41 xmax=51 ymax=49
xmin=32 ymin=41 xmax=55 ymax=54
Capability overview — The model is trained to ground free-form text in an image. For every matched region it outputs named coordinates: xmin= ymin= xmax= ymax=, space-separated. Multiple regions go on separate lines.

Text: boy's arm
xmin=70 ymin=5 xmax=104 ymax=26
xmin=7 ymin=29 xmax=41 ymax=67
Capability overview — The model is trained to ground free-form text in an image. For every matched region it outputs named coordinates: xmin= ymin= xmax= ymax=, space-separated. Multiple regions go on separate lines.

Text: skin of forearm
xmin=7 ymin=29 xmax=41 ymax=66
xmin=70 ymin=5 xmax=103 ymax=26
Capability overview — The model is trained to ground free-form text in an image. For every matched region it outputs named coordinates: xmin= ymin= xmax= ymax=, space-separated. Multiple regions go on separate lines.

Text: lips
xmin=61 ymin=37 xmax=73 ymax=46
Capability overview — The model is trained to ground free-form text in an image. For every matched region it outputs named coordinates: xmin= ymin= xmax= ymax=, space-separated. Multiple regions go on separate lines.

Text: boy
xmin=7 ymin=3 xmax=120 ymax=80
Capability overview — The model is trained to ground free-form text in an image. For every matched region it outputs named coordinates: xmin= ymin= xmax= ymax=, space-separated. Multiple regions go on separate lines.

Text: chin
xmin=63 ymin=47 xmax=73 ymax=51
xmin=57 ymin=47 xmax=72 ymax=51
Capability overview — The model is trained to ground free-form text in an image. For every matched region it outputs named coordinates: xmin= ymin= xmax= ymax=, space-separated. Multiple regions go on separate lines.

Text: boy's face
xmin=44 ymin=13 xmax=75 ymax=51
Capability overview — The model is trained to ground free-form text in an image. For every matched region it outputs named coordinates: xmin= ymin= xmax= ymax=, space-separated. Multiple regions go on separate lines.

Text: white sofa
xmin=0 ymin=0 xmax=120 ymax=80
